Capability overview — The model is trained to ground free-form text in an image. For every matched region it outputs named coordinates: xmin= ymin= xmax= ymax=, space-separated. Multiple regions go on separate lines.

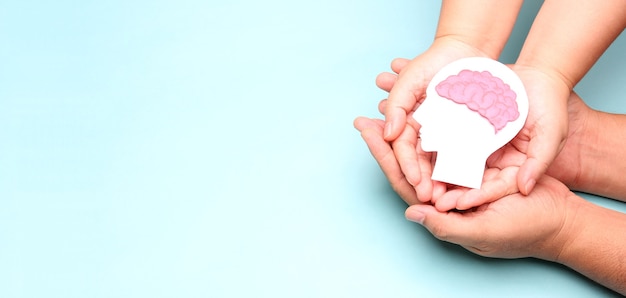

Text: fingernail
xmin=406 ymin=209 xmax=425 ymax=225
xmin=384 ymin=121 xmax=393 ymax=139
xmin=524 ymin=179 xmax=536 ymax=195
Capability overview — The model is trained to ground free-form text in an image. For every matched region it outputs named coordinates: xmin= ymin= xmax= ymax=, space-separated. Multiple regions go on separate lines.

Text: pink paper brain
xmin=435 ymin=69 xmax=519 ymax=132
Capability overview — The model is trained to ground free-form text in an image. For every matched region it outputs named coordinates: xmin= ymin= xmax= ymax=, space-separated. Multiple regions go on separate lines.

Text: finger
xmin=353 ymin=116 xmax=384 ymax=132
xmin=383 ymin=62 xmax=425 ymax=141
xmin=375 ymin=58 xmax=410 ymax=99
xmin=433 ymin=188 xmax=469 ymax=211
xmin=431 ymin=180 xmax=448 ymax=202
xmin=355 ymin=117 xmax=419 ymax=205
xmin=486 ymin=143 xmax=525 ymax=169
xmin=390 ymin=58 xmax=410 ymax=74
xmin=376 ymin=72 xmax=398 ymax=93
xmin=517 ymin=129 xmax=566 ymax=195
xmin=391 ymin=124 xmax=422 ymax=188
xmin=378 ymin=99 xmax=387 ymax=115
xmin=383 ymin=105 xmax=409 ymax=141
xmin=456 ymin=167 xmax=519 ymax=210
xmin=413 ymin=138 xmax=436 ymax=202
xmin=380 ymin=102 xmax=426 ymax=119
xmin=391 ymin=123 xmax=437 ymax=204
xmin=405 ymin=204 xmax=484 ymax=245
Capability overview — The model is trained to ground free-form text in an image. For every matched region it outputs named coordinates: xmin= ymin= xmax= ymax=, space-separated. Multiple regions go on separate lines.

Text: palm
xmin=376 ymin=39 xmax=493 ymax=204
xmin=489 ymin=66 xmax=570 ymax=194
xmin=354 ymin=115 xmax=519 ymax=211
xmin=408 ymin=175 xmax=574 ymax=260
xmin=374 ymin=60 xmax=579 ymax=210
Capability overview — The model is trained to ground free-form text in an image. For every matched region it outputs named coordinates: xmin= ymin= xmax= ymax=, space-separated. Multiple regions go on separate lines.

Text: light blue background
xmin=1 ymin=1 xmax=625 ymax=297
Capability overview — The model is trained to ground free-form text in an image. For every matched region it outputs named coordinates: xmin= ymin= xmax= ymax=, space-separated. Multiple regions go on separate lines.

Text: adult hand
xmin=453 ymin=70 xmax=576 ymax=209
xmin=405 ymin=174 xmax=577 ymax=260
xmin=372 ymin=78 xmax=584 ymax=212
xmin=491 ymin=91 xmax=589 ymax=192
xmin=376 ymin=56 xmax=570 ymax=209
xmin=374 ymin=58 xmax=445 ymax=204
xmin=353 ymin=116 xmax=421 ymax=205
xmin=354 ymin=114 xmax=518 ymax=210
xmin=406 ymin=172 xmax=626 ymax=295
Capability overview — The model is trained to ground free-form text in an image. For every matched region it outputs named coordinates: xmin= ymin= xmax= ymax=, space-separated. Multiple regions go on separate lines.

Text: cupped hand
xmin=405 ymin=174 xmax=579 ymax=261
xmin=353 ymin=116 xmax=420 ymax=205
xmin=508 ymin=65 xmax=570 ymax=195
xmin=382 ymin=37 xmax=491 ymax=142
xmin=375 ymin=45 xmax=492 ymax=204
xmin=490 ymin=91 xmax=590 ymax=191
xmin=354 ymin=114 xmax=519 ymax=210
xmin=374 ymin=53 xmax=521 ymax=206
xmin=376 ymin=61 xmax=583 ymax=211
xmin=454 ymin=91 xmax=586 ymax=210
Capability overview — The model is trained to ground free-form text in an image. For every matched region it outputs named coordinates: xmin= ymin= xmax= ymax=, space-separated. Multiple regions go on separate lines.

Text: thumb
xmin=383 ymin=73 xmax=425 ymax=141
xmin=383 ymin=101 xmax=409 ymax=141
xmin=405 ymin=204 xmax=483 ymax=244
xmin=517 ymin=129 xmax=566 ymax=195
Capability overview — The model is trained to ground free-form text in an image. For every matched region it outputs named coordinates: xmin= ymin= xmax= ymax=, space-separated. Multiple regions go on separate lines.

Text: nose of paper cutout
xmin=435 ymin=70 xmax=519 ymax=133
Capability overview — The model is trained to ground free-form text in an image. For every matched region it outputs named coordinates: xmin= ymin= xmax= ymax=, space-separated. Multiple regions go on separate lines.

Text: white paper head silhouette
xmin=413 ymin=57 xmax=528 ymax=189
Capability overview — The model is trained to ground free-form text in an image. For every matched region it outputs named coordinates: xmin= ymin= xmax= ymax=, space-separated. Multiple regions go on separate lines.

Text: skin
xmin=380 ymin=0 xmax=523 ymax=204
xmin=382 ymin=0 xmax=626 ymax=210
xmin=373 ymin=58 xmax=546 ymax=211
xmin=512 ymin=0 xmax=626 ymax=197
xmin=357 ymin=1 xmax=626 ymax=293
xmin=354 ymin=92 xmax=626 ymax=294
xmin=364 ymin=58 xmax=626 ymax=207
xmin=404 ymin=176 xmax=626 ymax=295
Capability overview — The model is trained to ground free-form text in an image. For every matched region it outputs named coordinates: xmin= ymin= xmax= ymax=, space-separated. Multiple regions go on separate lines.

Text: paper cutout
xmin=413 ymin=57 xmax=529 ymax=189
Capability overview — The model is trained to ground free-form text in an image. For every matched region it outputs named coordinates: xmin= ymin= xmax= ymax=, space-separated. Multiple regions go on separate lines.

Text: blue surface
xmin=1 ymin=1 xmax=625 ymax=297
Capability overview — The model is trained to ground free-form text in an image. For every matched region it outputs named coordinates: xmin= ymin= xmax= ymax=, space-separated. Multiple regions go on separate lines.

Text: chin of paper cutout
xmin=413 ymin=57 xmax=529 ymax=189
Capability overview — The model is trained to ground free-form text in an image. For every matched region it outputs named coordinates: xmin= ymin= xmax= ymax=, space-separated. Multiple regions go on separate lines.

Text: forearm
xmin=435 ymin=0 xmax=523 ymax=58
xmin=553 ymin=196 xmax=626 ymax=295
xmin=516 ymin=0 xmax=626 ymax=90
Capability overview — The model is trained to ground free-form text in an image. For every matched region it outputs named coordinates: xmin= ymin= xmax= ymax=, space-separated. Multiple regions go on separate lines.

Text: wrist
xmin=429 ymin=36 xmax=494 ymax=59
xmin=548 ymin=195 xmax=626 ymax=294
xmin=515 ymin=57 xmax=576 ymax=92
xmin=575 ymin=111 xmax=626 ymax=200
xmin=511 ymin=64 xmax=573 ymax=98
xmin=431 ymin=35 xmax=498 ymax=60
xmin=539 ymin=192 xmax=587 ymax=263
xmin=554 ymin=102 xmax=601 ymax=191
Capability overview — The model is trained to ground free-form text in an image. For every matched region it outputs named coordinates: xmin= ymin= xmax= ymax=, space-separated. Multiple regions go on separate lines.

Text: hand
xmin=371 ymin=57 xmax=452 ymax=204
xmin=452 ymin=91 xmax=586 ymax=210
xmin=368 ymin=55 xmax=531 ymax=207
xmin=354 ymin=115 xmax=519 ymax=210
xmin=375 ymin=50 xmax=498 ymax=204
xmin=366 ymin=91 xmax=589 ymax=211
xmin=543 ymin=92 xmax=592 ymax=191
xmin=508 ymin=65 xmax=570 ymax=195
xmin=353 ymin=116 xmax=421 ymax=205
xmin=381 ymin=37 xmax=491 ymax=142
xmin=405 ymin=174 xmax=578 ymax=261
xmin=376 ymin=56 xmax=571 ymax=209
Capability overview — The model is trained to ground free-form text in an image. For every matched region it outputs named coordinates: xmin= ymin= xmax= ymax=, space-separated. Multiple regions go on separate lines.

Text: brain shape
xmin=435 ymin=69 xmax=519 ymax=132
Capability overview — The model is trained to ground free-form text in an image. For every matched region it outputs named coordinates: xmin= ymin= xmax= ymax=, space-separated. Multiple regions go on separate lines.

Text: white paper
xmin=413 ymin=57 xmax=529 ymax=189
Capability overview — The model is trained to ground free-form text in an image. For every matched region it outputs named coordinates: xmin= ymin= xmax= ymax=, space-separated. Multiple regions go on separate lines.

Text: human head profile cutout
xmin=413 ymin=57 xmax=529 ymax=189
